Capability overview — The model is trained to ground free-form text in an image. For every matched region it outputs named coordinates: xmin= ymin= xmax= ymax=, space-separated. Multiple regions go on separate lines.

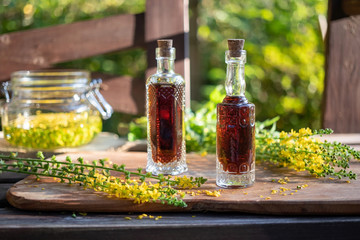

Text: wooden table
xmin=1 ymin=133 xmax=360 ymax=240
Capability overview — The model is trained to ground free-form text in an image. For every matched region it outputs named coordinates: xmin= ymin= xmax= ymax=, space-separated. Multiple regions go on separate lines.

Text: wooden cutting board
xmin=6 ymin=151 xmax=360 ymax=215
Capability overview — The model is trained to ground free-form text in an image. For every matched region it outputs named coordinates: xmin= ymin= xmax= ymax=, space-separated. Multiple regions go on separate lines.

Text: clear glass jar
xmin=1 ymin=70 xmax=113 ymax=150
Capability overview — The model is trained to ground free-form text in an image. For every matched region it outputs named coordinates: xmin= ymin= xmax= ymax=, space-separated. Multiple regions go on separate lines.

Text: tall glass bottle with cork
xmin=146 ymin=39 xmax=187 ymax=175
xmin=216 ymin=39 xmax=255 ymax=188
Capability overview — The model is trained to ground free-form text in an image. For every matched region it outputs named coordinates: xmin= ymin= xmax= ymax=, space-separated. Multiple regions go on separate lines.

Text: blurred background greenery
xmin=0 ymin=0 xmax=326 ymax=135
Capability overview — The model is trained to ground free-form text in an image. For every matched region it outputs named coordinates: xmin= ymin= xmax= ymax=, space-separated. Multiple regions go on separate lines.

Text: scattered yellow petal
xmin=124 ymin=217 xmax=132 ymax=220
xmin=205 ymin=190 xmax=221 ymax=197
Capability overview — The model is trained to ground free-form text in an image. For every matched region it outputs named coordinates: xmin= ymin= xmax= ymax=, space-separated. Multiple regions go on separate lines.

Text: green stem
xmin=0 ymin=154 xmax=177 ymax=184
xmin=2 ymin=163 xmax=91 ymax=178
xmin=1 ymin=168 xmax=77 ymax=181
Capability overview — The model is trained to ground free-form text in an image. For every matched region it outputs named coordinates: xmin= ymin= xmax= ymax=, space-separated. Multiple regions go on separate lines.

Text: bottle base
xmin=146 ymin=163 xmax=188 ymax=176
xmin=146 ymin=143 xmax=187 ymax=176
xmin=216 ymin=164 xmax=255 ymax=188
xmin=216 ymin=170 xmax=255 ymax=188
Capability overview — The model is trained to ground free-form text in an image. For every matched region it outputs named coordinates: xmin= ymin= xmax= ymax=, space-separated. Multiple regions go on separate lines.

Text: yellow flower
xmin=174 ymin=176 xmax=197 ymax=189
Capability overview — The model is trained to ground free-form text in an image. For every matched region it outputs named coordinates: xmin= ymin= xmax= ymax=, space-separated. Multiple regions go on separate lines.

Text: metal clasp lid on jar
xmin=87 ymin=79 xmax=113 ymax=120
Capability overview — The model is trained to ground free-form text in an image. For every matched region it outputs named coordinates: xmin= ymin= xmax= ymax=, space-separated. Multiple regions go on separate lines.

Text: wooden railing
xmin=0 ymin=0 xmax=190 ymax=114
xmin=323 ymin=0 xmax=360 ymax=133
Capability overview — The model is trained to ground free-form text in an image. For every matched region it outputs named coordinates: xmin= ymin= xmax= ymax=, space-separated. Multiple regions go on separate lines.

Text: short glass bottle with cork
xmin=216 ymin=39 xmax=256 ymax=188
xmin=146 ymin=39 xmax=187 ymax=175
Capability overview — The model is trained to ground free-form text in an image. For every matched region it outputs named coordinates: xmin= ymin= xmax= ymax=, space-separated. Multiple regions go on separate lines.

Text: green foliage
xmin=196 ymin=0 xmax=326 ymax=130
xmin=128 ymin=116 xmax=147 ymax=141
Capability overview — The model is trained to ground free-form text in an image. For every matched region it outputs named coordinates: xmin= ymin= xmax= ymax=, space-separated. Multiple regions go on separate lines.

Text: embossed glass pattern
xmin=146 ymin=43 xmax=187 ymax=175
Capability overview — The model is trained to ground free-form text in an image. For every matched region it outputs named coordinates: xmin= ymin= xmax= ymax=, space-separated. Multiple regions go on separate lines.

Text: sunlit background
xmin=0 ymin=0 xmax=327 ymax=134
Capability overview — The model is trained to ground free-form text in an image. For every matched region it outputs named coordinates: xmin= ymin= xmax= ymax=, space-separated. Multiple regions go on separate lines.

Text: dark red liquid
xmin=148 ymin=83 xmax=184 ymax=164
xmin=216 ymin=96 xmax=255 ymax=174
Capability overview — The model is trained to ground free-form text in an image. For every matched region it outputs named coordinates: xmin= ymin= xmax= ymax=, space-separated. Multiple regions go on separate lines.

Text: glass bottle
xmin=216 ymin=39 xmax=255 ymax=188
xmin=146 ymin=39 xmax=187 ymax=175
xmin=1 ymin=70 xmax=113 ymax=150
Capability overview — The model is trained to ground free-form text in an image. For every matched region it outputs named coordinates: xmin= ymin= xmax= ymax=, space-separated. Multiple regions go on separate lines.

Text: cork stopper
xmin=227 ymin=39 xmax=245 ymax=57
xmin=157 ymin=39 xmax=173 ymax=57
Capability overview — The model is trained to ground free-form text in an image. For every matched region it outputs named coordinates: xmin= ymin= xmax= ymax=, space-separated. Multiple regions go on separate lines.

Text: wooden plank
xmin=0 ymin=13 xmax=145 ymax=81
xmin=319 ymin=133 xmax=360 ymax=145
xmin=6 ymin=151 xmax=360 ymax=215
xmin=92 ymin=73 xmax=145 ymax=114
xmin=0 ymin=209 xmax=359 ymax=240
xmin=0 ymin=172 xmax=27 ymax=184
xmin=145 ymin=0 xmax=190 ymax=107
xmin=1 ymin=208 xmax=360 ymax=240
xmin=342 ymin=0 xmax=360 ymax=16
xmin=0 ymin=184 xmax=13 ymax=206
xmin=323 ymin=0 xmax=360 ymax=133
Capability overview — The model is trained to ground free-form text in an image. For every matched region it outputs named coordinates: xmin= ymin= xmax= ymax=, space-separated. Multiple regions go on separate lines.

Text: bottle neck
xmin=156 ymin=58 xmax=175 ymax=74
xmin=225 ymin=62 xmax=245 ymax=96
